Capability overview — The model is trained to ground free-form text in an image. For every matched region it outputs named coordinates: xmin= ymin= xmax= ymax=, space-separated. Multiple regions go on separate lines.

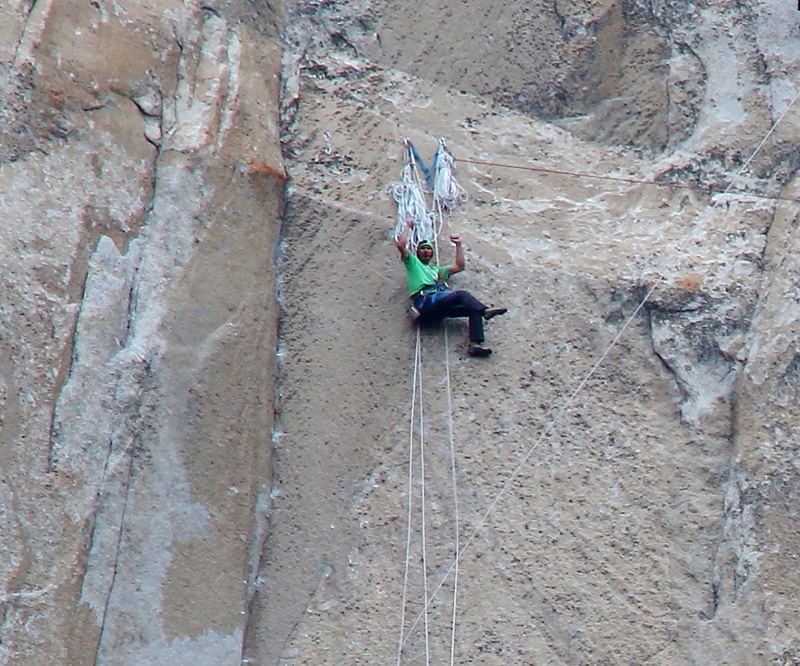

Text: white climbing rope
xmin=433 ymin=138 xmax=468 ymax=212
xmin=391 ymin=139 xmax=437 ymax=250
xmin=443 ymin=325 xmax=460 ymax=666
xmin=393 ymin=137 xmax=468 ymax=664
xmin=396 ymin=328 xmax=420 ymax=666
xmin=417 ymin=345 xmax=432 ymax=666
xmin=397 ymin=326 xmax=433 ymax=666
xmin=432 ymin=195 xmax=463 ymax=666
xmin=714 ymin=85 xmax=800 ymax=207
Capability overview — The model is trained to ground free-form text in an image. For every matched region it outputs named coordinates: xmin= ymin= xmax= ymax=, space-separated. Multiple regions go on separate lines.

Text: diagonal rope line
xmin=716 ymin=86 xmax=800 ymax=203
xmin=400 ymin=82 xmax=800 ymax=649
xmin=400 ymin=281 xmax=658 ymax=647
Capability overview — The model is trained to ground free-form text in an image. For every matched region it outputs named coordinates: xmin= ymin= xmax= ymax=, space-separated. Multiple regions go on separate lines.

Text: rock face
xmin=246 ymin=1 xmax=800 ymax=665
xmin=2 ymin=0 xmax=800 ymax=664
xmin=0 ymin=1 xmax=283 ymax=664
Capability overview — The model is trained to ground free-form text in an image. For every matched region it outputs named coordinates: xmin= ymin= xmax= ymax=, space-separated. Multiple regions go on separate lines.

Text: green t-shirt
xmin=402 ymin=253 xmax=451 ymax=296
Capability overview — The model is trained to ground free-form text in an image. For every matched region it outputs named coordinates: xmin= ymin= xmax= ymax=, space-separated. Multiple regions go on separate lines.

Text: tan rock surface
xmin=1 ymin=1 xmax=282 ymax=664
xmin=3 ymin=0 xmax=800 ymax=664
xmin=246 ymin=1 xmax=800 ymax=665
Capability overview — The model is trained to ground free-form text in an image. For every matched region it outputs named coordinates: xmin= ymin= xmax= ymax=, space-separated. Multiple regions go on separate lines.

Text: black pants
xmin=413 ymin=289 xmax=487 ymax=343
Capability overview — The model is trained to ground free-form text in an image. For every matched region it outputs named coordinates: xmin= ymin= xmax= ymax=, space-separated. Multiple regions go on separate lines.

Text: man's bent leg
xmin=430 ymin=290 xmax=487 ymax=343
xmin=467 ymin=311 xmax=485 ymax=343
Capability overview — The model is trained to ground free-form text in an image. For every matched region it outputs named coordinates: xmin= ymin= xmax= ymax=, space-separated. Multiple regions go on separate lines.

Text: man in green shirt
xmin=396 ymin=220 xmax=506 ymax=357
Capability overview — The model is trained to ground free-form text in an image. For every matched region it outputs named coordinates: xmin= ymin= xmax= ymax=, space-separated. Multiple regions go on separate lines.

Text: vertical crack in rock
xmin=699 ymin=176 xmax=800 ymax=643
xmin=91 ymin=449 xmax=135 ymax=666
xmin=708 ymin=459 xmax=759 ymax=619
xmin=665 ymin=40 xmax=707 ymax=148
xmin=90 ymin=348 xmax=159 ymax=661
xmin=49 ymin=237 xmax=134 ymax=493
xmin=48 ymin=236 xmax=140 ymax=660
xmin=132 ymin=85 xmax=165 ymax=149
xmin=215 ymin=28 xmax=241 ymax=152
xmin=162 ymin=10 xmax=241 ymax=153
xmin=551 ymin=0 xmax=566 ymax=33
xmin=643 ymin=281 xmax=756 ymax=621
xmin=13 ymin=0 xmax=53 ymax=68
xmin=241 ymin=487 xmax=273 ymax=644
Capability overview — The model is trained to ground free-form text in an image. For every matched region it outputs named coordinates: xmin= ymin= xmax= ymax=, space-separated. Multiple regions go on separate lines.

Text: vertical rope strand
xmin=396 ymin=329 xmax=421 ymax=666
xmin=417 ymin=341 xmax=431 ymax=666
xmin=434 ymin=195 xmax=461 ymax=666
xmin=443 ymin=323 xmax=460 ymax=666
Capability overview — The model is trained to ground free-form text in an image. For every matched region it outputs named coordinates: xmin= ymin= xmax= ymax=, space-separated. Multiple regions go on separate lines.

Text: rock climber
xmin=396 ymin=219 xmax=507 ymax=357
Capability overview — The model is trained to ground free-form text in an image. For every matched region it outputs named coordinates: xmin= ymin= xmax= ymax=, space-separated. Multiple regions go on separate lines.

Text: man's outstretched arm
xmin=396 ymin=219 xmax=413 ymax=259
xmin=447 ymin=234 xmax=465 ymax=275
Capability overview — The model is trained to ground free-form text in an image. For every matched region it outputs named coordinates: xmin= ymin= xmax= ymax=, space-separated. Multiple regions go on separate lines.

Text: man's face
xmin=416 ymin=245 xmax=433 ymax=264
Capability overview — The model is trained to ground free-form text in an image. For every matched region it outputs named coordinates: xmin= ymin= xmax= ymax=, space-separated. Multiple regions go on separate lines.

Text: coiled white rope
xmin=391 ymin=140 xmax=437 ymax=249
xmin=433 ymin=138 xmax=468 ymax=212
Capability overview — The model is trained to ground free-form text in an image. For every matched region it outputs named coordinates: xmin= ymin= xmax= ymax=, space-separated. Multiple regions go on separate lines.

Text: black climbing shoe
xmin=483 ymin=307 xmax=507 ymax=321
xmin=468 ymin=344 xmax=492 ymax=358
